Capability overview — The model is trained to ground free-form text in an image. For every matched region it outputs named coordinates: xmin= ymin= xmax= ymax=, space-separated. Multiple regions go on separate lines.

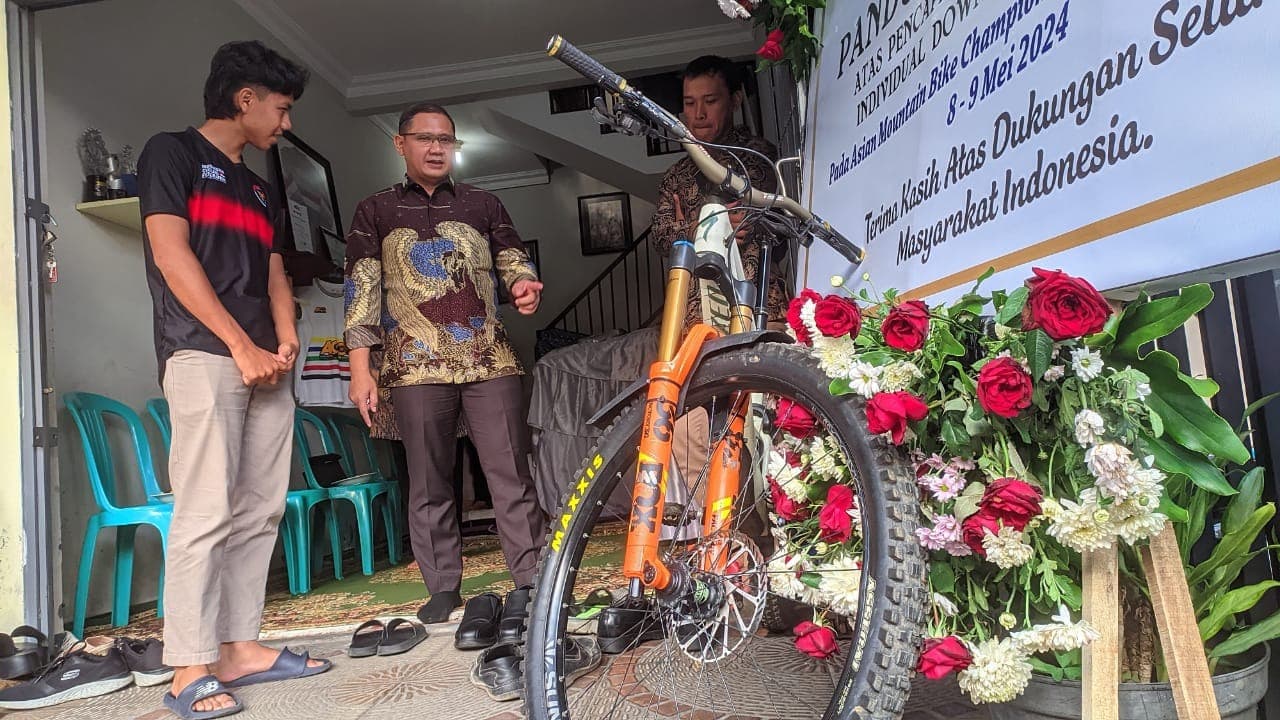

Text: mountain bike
xmin=524 ymin=36 xmax=927 ymax=720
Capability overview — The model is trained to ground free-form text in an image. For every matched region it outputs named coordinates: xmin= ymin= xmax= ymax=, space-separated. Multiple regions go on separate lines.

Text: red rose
xmin=776 ymin=397 xmax=818 ymax=439
xmin=818 ymin=484 xmax=856 ymax=543
xmin=794 ymin=621 xmax=839 ymax=659
xmin=769 ymin=479 xmax=808 ymax=522
xmin=882 ymin=300 xmax=931 ymax=352
xmin=916 ymin=636 xmax=973 ymax=679
xmin=756 ymin=29 xmax=785 ymax=62
xmin=1021 ymin=267 xmax=1113 ymax=341
xmin=982 ymin=478 xmax=1043 ymax=531
xmin=865 ymin=391 xmax=929 ymax=445
xmin=787 ymin=289 xmax=823 ymax=345
xmin=976 ymin=357 xmax=1033 ymax=419
xmin=813 ymin=294 xmax=862 ymax=339
xmin=960 ymin=510 xmax=1002 ymax=556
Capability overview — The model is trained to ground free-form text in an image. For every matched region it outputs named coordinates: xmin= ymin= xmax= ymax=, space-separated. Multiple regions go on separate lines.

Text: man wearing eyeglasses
xmin=343 ymin=102 xmax=547 ymax=630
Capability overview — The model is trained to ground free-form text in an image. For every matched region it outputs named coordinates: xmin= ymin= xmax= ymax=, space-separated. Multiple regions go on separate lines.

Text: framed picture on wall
xmin=578 ymin=192 xmax=632 ymax=255
xmin=268 ymin=131 xmax=342 ymax=268
xmin=497 ymin=239 xmax=540 ymax=305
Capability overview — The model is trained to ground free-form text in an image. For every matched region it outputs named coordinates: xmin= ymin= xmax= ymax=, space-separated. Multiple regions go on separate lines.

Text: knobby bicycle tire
xmin=525 ymin=343 xmax=927 ymax=720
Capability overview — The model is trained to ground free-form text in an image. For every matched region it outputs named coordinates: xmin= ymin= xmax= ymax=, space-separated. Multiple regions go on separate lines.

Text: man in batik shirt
xmin=344 ymin=102 xmax=546 ymax=624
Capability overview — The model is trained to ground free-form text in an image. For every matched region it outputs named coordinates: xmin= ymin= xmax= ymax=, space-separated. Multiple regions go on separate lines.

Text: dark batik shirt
xmin=343 ymin=177 xmax=537 ymax=387
xmin=651 ymin=126 xmax=789 ymax=329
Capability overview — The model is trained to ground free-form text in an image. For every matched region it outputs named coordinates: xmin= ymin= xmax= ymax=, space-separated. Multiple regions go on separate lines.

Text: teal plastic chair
xmin=294 ymin=408 xmax=399 ymax=576
xmin=145 ymin=397 xmax=337 ymax=595
xmin=324 ymin=412 xmax=404 ymax=560
xmin=63 ymin=392 xmax=173 ymax=638
xmin=145 ymin=398 xmax=171 ymax=450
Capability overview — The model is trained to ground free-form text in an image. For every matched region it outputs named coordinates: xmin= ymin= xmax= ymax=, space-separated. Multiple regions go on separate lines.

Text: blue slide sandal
xmin=223 ymin=648 xmax=331 ymax=689
xmin=163 ymin=675 xmax=242 ymax=719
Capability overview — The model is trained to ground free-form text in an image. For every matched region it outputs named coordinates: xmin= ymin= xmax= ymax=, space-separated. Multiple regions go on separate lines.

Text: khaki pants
xmin=161 ymin=350 xmax=294 ymax=666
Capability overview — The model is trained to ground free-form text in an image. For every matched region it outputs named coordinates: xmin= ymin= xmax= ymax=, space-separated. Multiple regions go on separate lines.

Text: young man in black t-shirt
xmin=138 ymin=41 xmax=328 ymax=719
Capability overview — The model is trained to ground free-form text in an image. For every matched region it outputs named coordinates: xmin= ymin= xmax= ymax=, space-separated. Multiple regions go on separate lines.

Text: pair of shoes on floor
xmin=84 ymin=635 xmax=174 ymax=686
xmin=455 ymin=587 xmax=531 ymax=651
xmin=0 ymin=642 xmax=134 ymax=711
xmin=347 ymin=618 xmax=428 ymax=658
xmin=469 ymin=636 xmax=602 ymax=702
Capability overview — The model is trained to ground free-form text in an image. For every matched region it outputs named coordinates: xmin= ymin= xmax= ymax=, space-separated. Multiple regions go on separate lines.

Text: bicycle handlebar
xmin=546 ymin=35 xmax=865 ymax=267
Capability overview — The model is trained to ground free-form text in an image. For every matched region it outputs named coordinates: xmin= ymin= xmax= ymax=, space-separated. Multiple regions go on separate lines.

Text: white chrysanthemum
xmin=1046 ymin=489 xmax=1116 ymax=553
xmin=1043 ymin=365 xmax=1065 ymax=382
xmin=1098 ymin=461 xmax=1163 ymax=504
xmin=818 ymin=555 xmax=863 ymax=616
xmin=1071 ymin=347 xmax=1104 ymax=381
xmin=808 ymin=437 xmax=842 ymax=479
xmin=1073 ymin=409 xmax=1106 ymax=447
xmin=1110 ymin=500 xmax=1167 ymax=545
xmin=982 ymin=527 xmax=1035 ymax=569
xmin=958 ymin=638 xmax=1034 ymax=704
xmin=880 ymin=361 xmax=924 ymax=392
xmin=932 ymin=592 xmax=959 ymax=617
xmin=815 ymin=335 xmax=860 ymax=381
xmin=716 ymin=0 xmax=755 ymax=19
xmin=766 ymin=552 xmax=809 ymax=602
xmin=799 ymin=300 xmax=821 ymax=344
xmin=845 ymin=360 xmax=882 ymax=398
xmin=768 ymin=449 xmax=809 ymax=502
xmin=1086 ymin=442 xmax=1133 ymax=483
xmin=829 ymin=275 xmax=845 ymax=288
xmin=1012 ymin=606 xmax=1102 ymax=653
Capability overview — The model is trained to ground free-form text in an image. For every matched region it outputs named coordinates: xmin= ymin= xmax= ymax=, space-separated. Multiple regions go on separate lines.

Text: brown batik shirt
xmin=344 ymin=177 xmax=537 ymax=389
xmin=651 ymin=126 xmax=789 ymax=330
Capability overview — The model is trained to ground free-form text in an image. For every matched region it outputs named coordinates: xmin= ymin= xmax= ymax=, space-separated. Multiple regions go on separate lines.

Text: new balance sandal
xmin=222 ymin=648 xmax=331 ymax=688
xmin=162 ymin=675 xmax=241 ymax=720
xmin=346 ymin=620 xmax=386 ymax=658
xmin=377 ymin=618 xmax=427 ymax=657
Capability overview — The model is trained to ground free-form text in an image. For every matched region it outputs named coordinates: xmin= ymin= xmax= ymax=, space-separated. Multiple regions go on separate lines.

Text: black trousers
xmin=391 ymin=375 xmax=546 ymax=593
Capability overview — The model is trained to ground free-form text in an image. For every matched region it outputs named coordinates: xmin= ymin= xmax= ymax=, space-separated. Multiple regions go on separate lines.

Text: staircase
xmin=535 ymin=225 xmax=664 ymax=358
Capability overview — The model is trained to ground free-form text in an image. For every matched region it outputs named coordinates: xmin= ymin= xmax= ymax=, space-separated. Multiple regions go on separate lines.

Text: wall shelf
xmin=76 ymin=197 xmax=141 ymax=232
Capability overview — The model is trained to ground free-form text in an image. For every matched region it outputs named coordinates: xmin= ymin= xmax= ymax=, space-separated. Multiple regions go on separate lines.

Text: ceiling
xmin=230 ymin=0 xmax=762 ymax=190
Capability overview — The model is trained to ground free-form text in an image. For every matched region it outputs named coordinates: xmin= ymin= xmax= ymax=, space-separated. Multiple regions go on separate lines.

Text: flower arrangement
xmin=767 ymin=266 xmax=1273 ymax=704
xmin=716 ymin=0 xmax=824 ymax=82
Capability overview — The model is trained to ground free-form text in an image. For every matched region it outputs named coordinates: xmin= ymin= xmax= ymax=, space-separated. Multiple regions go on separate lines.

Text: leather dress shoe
xmin=455 ymin=593 xmax=502 ymax=650
xmin=496 ymin=586 xmax=532 ymax=645
xmin=597 ymin=596 xmax=667 ymax=654
xmin=470 ymin=642 xmax=522 ymax=702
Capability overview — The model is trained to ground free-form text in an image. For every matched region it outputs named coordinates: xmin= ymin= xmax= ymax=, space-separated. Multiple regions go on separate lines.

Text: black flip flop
xmin=0 ymin=627 xmax=49 ymax=680
xmin=377 ymin=618 xmax=427 ymax=656
xmin=347 ymin=619 xmax=387 ymax=658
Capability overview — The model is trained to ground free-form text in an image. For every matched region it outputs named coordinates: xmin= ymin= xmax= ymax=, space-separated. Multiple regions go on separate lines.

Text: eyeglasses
xmin=400 ymin=133 xmax=464 ymax=149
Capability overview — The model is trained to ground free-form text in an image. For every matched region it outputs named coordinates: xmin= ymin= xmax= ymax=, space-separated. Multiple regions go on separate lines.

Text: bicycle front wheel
xmin=525 ymin=342 xmax=927 ymax=720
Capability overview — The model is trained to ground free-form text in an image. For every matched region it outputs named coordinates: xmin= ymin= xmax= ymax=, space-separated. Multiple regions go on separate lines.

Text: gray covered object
xmin=527 ymin=328 xmax=658 ymax=518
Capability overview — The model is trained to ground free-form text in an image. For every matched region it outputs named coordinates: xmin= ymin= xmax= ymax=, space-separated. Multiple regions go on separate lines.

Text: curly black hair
xmin=682 ymin=55 xmax=743 ymax=95
xmin=203 ymin=40 xmax=310 ymax=120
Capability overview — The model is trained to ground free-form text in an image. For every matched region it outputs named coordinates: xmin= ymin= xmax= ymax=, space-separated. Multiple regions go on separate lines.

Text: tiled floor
xmin=1 ymin=623 xmax=987 ymax=720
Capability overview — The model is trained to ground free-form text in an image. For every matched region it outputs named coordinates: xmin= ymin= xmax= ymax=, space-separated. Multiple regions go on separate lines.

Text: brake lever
xmin=590 ymin=96 xmax=648 ymax=136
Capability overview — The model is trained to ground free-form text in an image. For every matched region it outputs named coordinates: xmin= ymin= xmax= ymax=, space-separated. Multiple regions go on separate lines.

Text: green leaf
xmin=1198 ymin=581 xmax=1280 ymax=642
xmin=1225 ymin=468 xmax=1266 ymax=536
xmin=931 ymin=561 xmax=956 ymax=594
xmin=799 ymin=571 xmax=824 ymax=589
xmin=1158 ymin=492 xmax=1190 ymax=524
xmin=1209 ymin=607 xmax=1280 ymax=659
xmin=1027 ymin=329 xmax=1054 ymax=383
xmin=998 ymin=286 xmax=1029 ymax=326
xmin=1188 ymin=504 xmax=1275 ymax=586
xmin=954 ymin=495 xmax=981 ymax=523
xmin=942 ymin=418 xmax=971 ymax=449
xmin=1029 ymin=657 xmax=1064 ymax=681
xmin=1084 ymin=311 xmax=1123 ymax=350
xmin=1057 ymin=576 xmax=1083 ymax=609
xmin=933 ymin=323 xmax=966 ymax=357
xmin=971 ymin=266 xmax=996 ymax=292
xmin=943 ymin=398 xmax=969 ymax=413
xmin=1140 ymin=433 xmax=1236 ymax=496
xmin=1113 ymin=284 xmax=1214 ymax=358
xmin=1180 ymin=489 xmax=1210 ymax=564
xmin=950 ymin=294 xmax=988 ymax=318
xmin=1238 ymin=391 xmax=1280 ymax=432
xmin=1139 ymin=350 xmax=1251 ymax=465
xmin=830 ymin=378 xmax=855 ymax=396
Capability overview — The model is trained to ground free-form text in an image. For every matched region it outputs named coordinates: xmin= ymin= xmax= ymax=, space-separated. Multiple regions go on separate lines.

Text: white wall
xmin=39 ymin=0 xmax=403 ymax=621
xmin=495 ymin=169 xmax=654 ymax=369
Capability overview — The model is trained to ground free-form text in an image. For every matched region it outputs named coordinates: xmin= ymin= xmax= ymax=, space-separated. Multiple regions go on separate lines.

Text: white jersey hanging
xmin=294 ymin=279 xmax=353 ymax=407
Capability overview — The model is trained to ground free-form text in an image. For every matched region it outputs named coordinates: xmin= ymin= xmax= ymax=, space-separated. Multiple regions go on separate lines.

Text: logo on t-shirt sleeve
xmin=200 ymin=164 xmax=227 ymax=183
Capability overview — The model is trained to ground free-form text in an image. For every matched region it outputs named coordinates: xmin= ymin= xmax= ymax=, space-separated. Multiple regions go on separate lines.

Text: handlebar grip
xmin=809 ymin=217 xmax=866 ymax=266
xmin=547 ymin=35 xmax=628 ymax=95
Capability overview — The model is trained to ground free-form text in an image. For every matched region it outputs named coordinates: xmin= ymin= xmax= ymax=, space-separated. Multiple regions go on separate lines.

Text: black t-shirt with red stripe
xmin=138 ymin=127 xmax=284 ymax=380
